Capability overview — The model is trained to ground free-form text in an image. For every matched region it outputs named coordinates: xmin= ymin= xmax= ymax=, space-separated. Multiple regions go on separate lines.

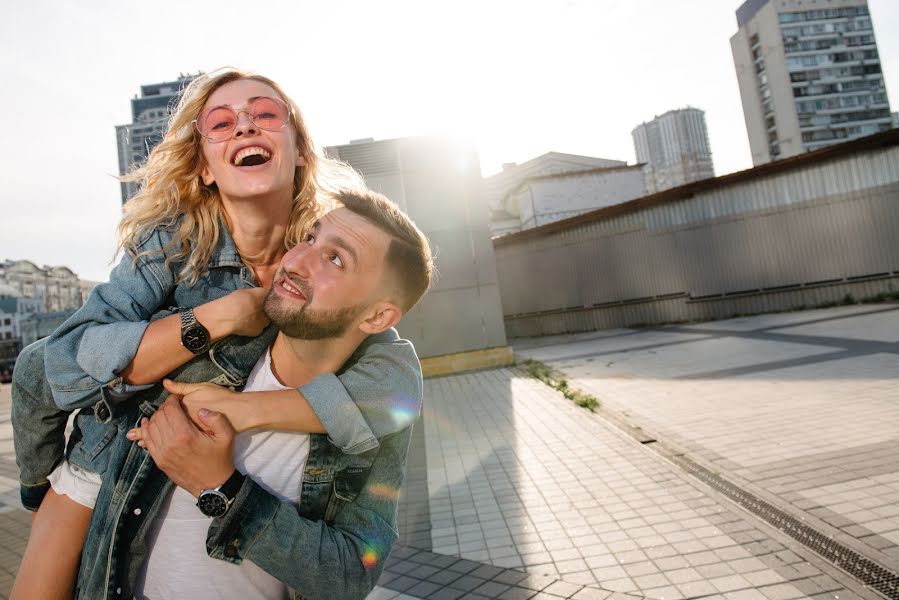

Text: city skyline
xmin=1 ymin=0 xmax=897 ymax=282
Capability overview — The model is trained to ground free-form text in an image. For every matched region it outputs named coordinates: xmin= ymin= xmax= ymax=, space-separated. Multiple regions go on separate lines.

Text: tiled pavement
xmin=516 ymin=305 xmax=899 ymax=565
xmin=1 ymin=304 xmax=897 ymax=599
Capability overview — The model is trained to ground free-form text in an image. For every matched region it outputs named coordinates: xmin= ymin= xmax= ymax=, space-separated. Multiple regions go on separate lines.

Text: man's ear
xmin=359 ymin=302 xmax=402 ymax=335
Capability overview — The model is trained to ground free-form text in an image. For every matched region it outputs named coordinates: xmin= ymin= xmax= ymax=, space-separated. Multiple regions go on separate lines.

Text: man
xmin=73 ymin=189 xmax=433 ymax=599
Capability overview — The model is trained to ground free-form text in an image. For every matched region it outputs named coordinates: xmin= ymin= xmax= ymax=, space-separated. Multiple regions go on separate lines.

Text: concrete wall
xmin=494 ymin=137 xmax=899 ymax=337
xmin=516 ymin=168 xmax=646 ymax=229
xmin=327 ymin=137 xmax=508 ymax=359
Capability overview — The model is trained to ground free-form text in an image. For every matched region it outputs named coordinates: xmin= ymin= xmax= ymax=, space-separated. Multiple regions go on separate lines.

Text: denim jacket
xmin=74 ymin=328 xmax=413 ymax=600
xmin=12 ymin=221 xmax=422 ymax=510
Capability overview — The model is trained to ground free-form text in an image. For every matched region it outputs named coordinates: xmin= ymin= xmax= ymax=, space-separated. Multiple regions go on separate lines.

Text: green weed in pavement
xmin=522 ymin=359 xmax=599 ymax=412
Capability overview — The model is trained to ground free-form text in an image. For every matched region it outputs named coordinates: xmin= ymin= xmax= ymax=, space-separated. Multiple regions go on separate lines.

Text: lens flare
xmin=390 ymin=406 xmax=418 ymax=428
xmin=361 ymin=548 xmax=379 ymax=569
xmin=387 ymin=391 xmax=421 ymax=426
xmin=368 ymin=483 xmax=401 ymax=500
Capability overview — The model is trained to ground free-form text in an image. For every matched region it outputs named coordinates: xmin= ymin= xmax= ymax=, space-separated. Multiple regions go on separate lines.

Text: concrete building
xmin=0 ymin=296 xmax=15 ymax=341
xmin=19 ymin=311 xmax=77 ymax=348
xmin=484 ymin=152 xmax=636 ymax=235
xmin=632 ymin=108 xmax=715 ymax=193
xmin=494 ymin=129 xmax=899 ymax=337
xmin=0 ymin=260 xmax=84 ymax=313
xmin=115 ymin=75 xmax=197 ymax=203
xmin=500 ymin=165 xmax=646 ymax=232
xmin=0 ymin=286 xmax=43 ymax=379
xmin=731 ymin=0 xmax=891 ymax=165
xmin=0 ymin=289 xmax=42 ymax=340
xmin=326 ymin=136 xmax=511 ymax=374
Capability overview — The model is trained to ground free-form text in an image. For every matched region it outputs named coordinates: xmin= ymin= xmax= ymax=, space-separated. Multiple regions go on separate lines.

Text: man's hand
xmin=133 ymin=394 xmax=236 ymax=497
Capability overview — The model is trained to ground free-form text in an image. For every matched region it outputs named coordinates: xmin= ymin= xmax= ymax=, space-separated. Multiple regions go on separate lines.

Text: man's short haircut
xmin=336 ymin=188 xmax=433 ymax=312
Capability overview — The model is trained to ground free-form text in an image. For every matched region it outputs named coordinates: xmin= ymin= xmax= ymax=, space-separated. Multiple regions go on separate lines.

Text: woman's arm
xmin=130 ymin=328 xmax=422 ymax=454
xmin=146 ymin=379 xmax=327 ymax=434
xmin=120 ymin=288 xmax=269 ymax=386
xmin=44 ymin=228 xmax=267 ymax=411
xmin=297 ymin=328 xmax=422 ymax=452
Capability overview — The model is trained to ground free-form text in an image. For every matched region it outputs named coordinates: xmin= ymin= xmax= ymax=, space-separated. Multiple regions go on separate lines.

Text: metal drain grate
xmin=669 ymin=454 xmax=899 ymax=599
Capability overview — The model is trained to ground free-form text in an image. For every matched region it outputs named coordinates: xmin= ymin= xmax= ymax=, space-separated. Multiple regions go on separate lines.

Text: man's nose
xmin=282 ymin=244 xmax=315 ymax=277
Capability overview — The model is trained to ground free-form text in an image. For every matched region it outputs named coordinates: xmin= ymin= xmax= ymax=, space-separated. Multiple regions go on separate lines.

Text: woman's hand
xmin=202 ymin=287 xmax=270 ymax=338
xmin=127 ymin=379 xmax=253 ymax=443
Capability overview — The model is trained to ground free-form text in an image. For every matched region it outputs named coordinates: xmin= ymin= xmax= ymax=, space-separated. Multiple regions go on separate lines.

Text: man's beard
xmin=264 ymin=283 xmax=365 ymax=340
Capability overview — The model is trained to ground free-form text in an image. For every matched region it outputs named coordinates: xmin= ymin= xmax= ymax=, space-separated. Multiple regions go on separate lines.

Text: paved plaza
xmin=0 ymin=304 xmax=897 ymax=599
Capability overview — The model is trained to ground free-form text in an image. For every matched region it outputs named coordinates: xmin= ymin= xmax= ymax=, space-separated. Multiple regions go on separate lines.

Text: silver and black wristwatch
xmin=179 ymin=307 xmax=211 ymax=355
xmin=197 ymin=470 xmax=245 ymax=518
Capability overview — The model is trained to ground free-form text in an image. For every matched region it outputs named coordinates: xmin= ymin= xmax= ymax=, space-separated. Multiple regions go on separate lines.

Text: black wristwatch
xmin=197 ymin=470 xmax=245 ymax=518
xmin=179 ymin=307 xmax=210 ymax=354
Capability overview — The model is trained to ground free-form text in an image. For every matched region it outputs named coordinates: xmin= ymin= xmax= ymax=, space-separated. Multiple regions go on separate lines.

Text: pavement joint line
xmin=378 ymin=544 xmax=641 ymax=599
xmin=674 ymin=348 xmax=860 ymax=380
xmin=534 ymin=334 xmax=722 ymax=364
xmin=547 ymin=368 xmax=898 ymax=600
xmin=658 ymin=325 xmax=899 ymax=355
xmin=754 ymin=305 xmax=899 ymax=332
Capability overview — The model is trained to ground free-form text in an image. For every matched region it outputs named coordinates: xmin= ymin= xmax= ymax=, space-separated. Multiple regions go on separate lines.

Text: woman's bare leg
xmin=11 ymin=489 xmax=92 ymax=600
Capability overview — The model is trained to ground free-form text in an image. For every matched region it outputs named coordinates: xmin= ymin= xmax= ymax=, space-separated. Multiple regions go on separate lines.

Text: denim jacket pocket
xmin=324 ymin=464 xmax=373 ymax=522
xmin=66 ymin=408 xmax=119 ymax=476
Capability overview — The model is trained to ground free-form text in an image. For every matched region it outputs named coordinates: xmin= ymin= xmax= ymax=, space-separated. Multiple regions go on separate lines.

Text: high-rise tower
xmin=731 ymin=0 xmax=891 ymax=165
xmin=115 ymin=75 xmax=196 ymax=203
xmin=632 ymin=108 xmax=715 ymax=194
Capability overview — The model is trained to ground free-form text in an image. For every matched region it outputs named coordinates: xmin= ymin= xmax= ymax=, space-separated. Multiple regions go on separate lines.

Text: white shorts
xmin=48 ymin=460 xmax=102 ymax=509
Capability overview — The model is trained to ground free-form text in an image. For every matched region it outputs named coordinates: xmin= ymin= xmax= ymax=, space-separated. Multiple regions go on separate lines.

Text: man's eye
xmin=304 ymin=233 xmax=315 ymax=244
xmin=328 ymin=254 xmax=343 ymax=268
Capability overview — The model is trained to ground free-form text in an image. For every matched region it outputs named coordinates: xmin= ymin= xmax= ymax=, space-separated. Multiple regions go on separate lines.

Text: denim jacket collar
xmin=207 ymin=221 xmax=246 ymax=270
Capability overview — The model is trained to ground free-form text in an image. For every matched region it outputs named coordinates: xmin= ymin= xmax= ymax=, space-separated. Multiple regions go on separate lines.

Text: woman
xmin=11 ymin=69 xmax=421 ymax=599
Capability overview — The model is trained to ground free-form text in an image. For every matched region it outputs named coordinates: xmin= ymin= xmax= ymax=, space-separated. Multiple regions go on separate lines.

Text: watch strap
xmin=216 ymin=469 xmax=246 ymax=501
xmin=179 ymin=307 xmax=199 ymax=330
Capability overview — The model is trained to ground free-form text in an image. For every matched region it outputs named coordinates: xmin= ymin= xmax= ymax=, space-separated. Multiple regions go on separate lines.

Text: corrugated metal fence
xmin=494 ymin=141 xmax=899 ymax=338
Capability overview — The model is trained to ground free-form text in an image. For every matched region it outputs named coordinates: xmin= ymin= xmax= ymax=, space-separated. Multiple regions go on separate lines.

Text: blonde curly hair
xmin=118 ymin=68 xmax=361 ymax=284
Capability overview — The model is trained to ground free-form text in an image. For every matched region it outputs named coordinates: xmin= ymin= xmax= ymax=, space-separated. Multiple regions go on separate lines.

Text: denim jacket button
xmin=225 ymin=540 xmax=240 ymax=558
xmin=96 ymin=404 xmax=111 ymax=422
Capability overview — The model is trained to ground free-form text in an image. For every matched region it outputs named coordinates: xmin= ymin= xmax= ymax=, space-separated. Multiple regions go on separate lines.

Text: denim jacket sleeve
xmin=298 ymin=328 xmax=422 ymax=454
xmin=45 ymin=229 xmax=177 ymax=411
xmin=206 ymin=426 xmax=413 ymax=600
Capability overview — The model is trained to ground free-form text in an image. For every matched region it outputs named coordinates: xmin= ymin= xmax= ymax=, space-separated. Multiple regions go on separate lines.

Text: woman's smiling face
xmin=198 ymin=78 xmax=304 ymax=203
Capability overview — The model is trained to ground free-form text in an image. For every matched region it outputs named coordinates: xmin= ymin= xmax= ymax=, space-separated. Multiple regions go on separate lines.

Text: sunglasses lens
xmin=250 ymin=97 xmax=289 ymax=130
xmin=200 ymin=106 xmax=237 ymax=141
xmin=197 ymin=97 xmax=289 ymax=141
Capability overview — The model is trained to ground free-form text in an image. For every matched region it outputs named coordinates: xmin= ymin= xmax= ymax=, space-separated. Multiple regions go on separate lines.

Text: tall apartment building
xmin=731 ymin=0 xmax=891 ymax=165
xmin=115 ymin=75 xmax=197 ymax=203
xmin=326 ymin=136 xmax=512 ymax=373
xmin=632 ymin=108 xmax=715 ymax=193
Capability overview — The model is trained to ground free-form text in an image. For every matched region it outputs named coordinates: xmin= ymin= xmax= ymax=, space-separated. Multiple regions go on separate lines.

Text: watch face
xmin=183 ymin=326 xmax=209 ymax=352
xmin=197 ymin=491 xmax=228 ymax=518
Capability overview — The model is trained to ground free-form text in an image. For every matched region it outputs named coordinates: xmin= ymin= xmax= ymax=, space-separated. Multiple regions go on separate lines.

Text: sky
xmin=1 ymin=0 xmax=897 ymax=282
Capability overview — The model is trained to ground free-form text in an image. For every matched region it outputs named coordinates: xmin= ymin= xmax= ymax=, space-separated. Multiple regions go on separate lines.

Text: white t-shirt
xmin=50 ymin=349 xmax=310 ymax=600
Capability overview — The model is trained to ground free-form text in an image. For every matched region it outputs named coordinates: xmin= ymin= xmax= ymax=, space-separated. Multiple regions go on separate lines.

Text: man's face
xmin=264 ymin=207 xmax=392 ymax=340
